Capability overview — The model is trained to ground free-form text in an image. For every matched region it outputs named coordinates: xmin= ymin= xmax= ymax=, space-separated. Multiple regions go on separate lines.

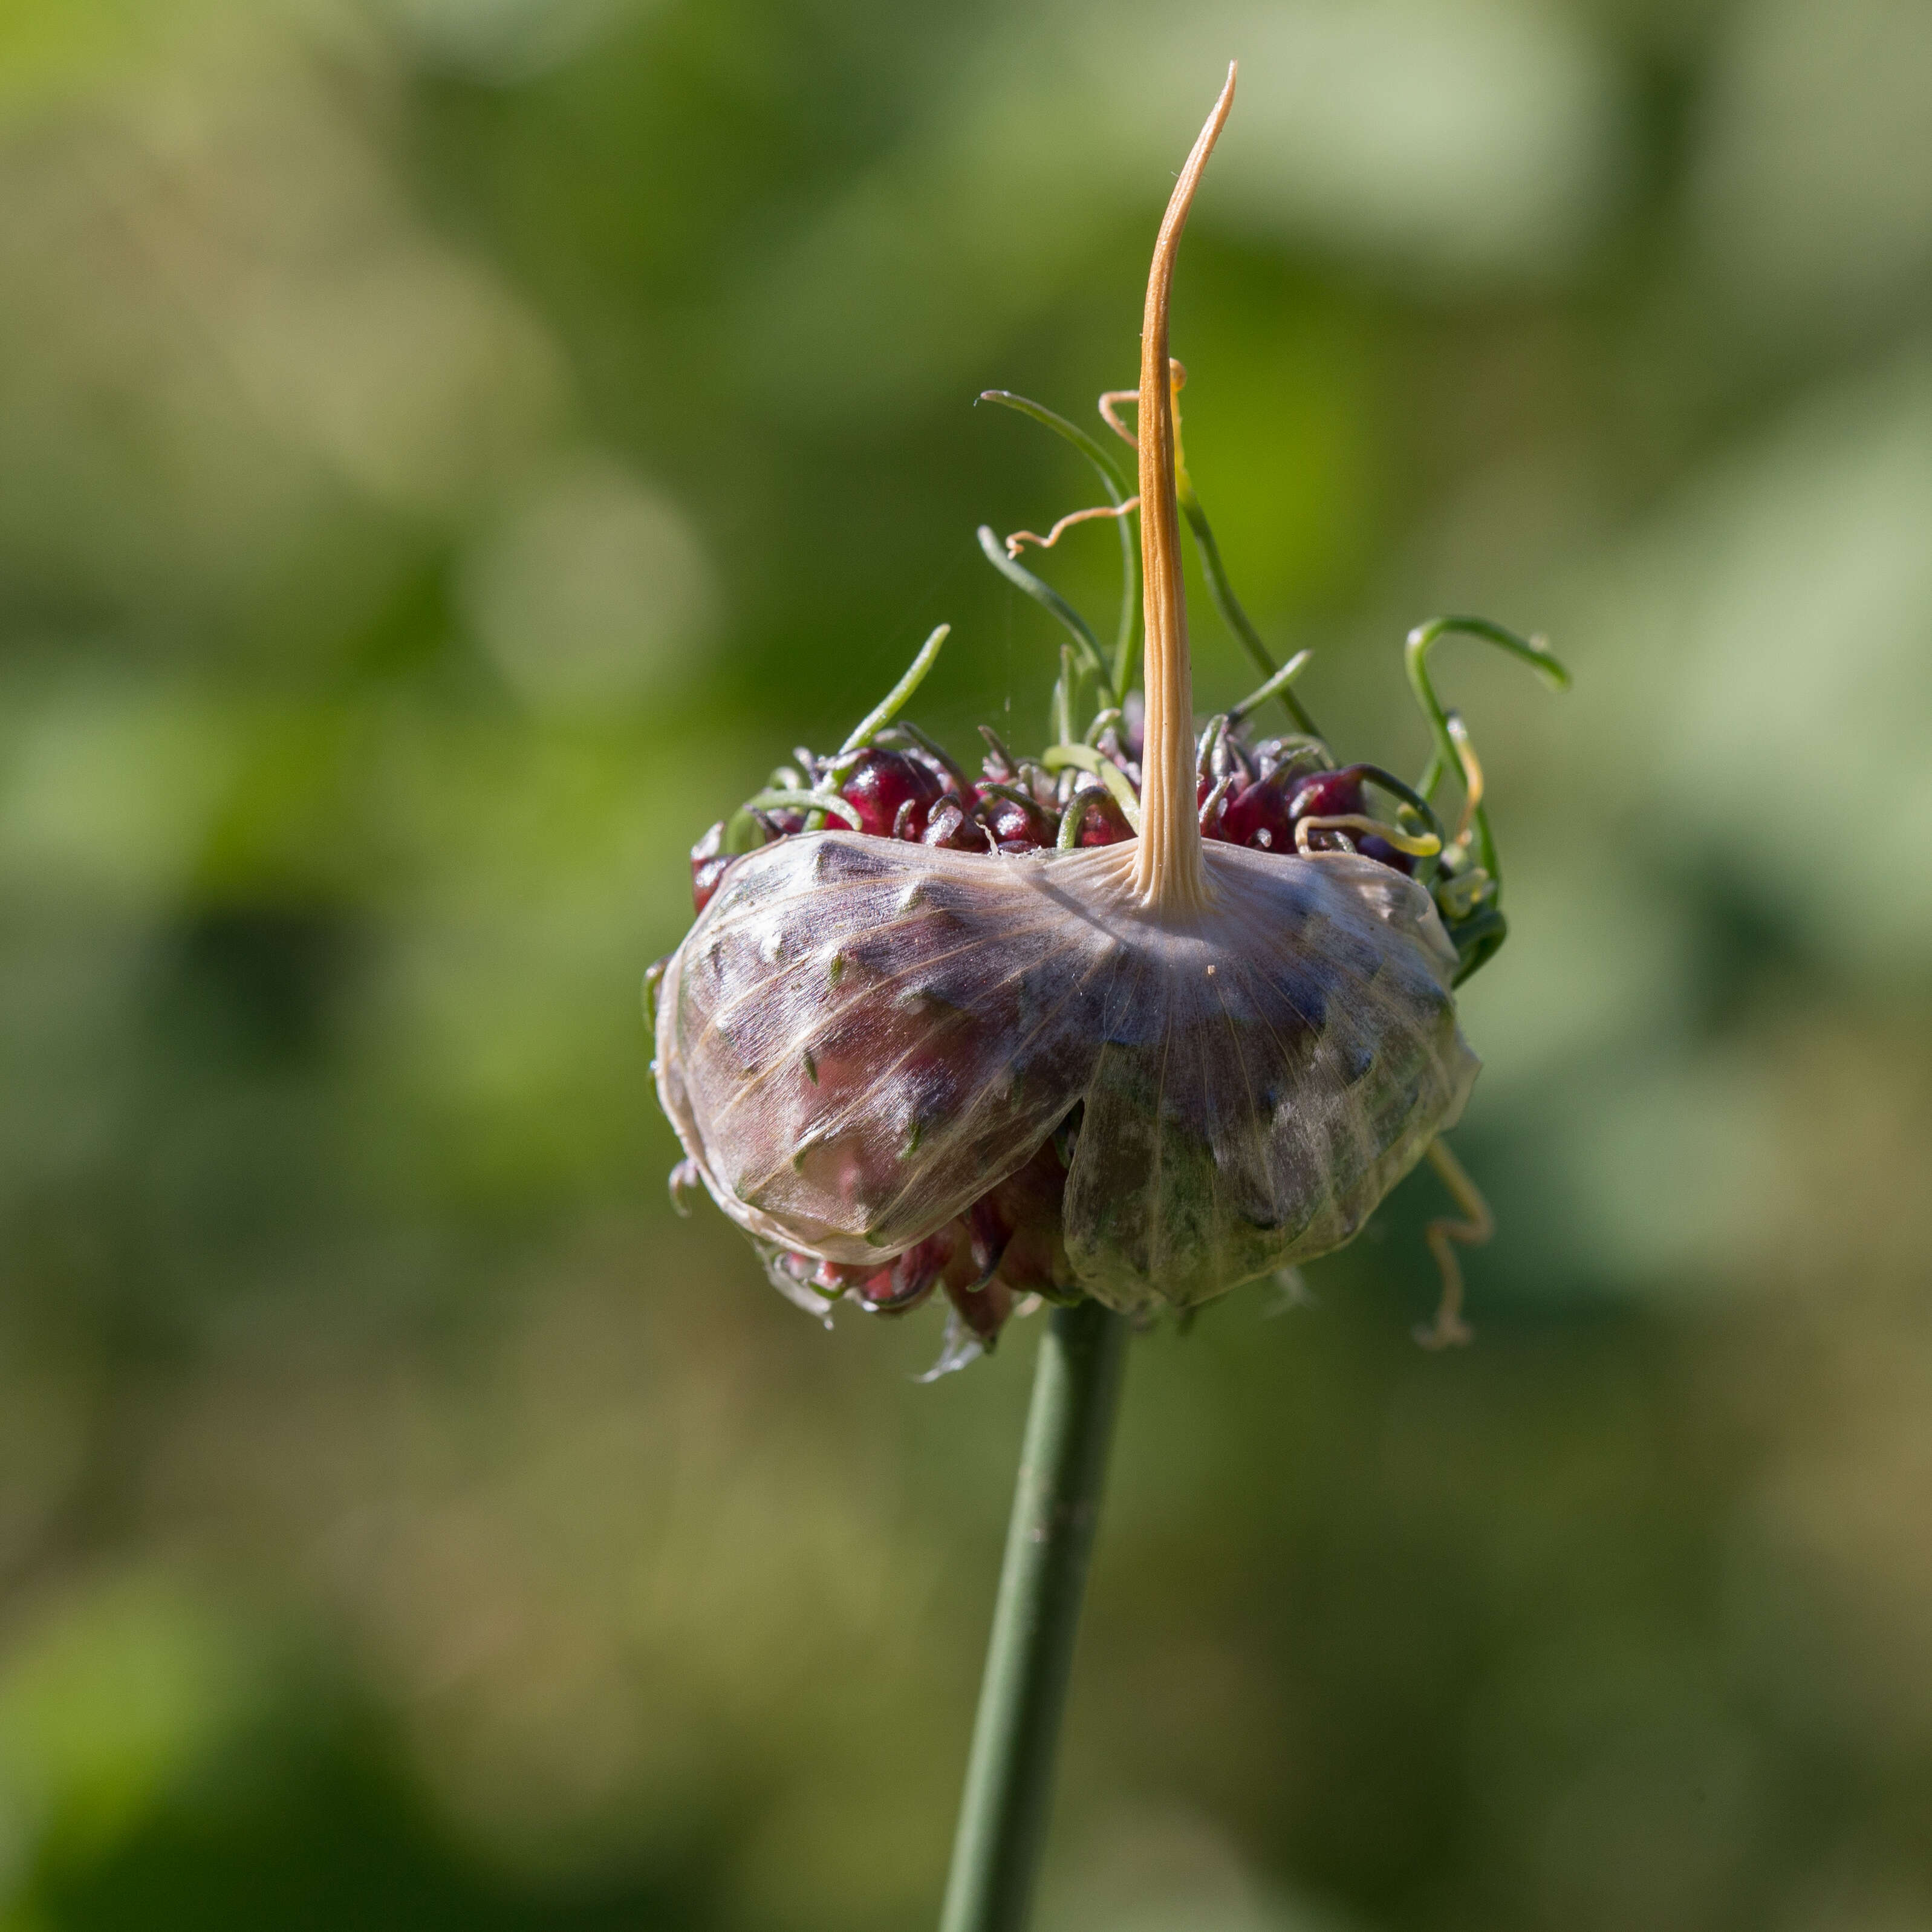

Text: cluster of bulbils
xmin=674 ymin=714 xmax=1457 ymax=1357
xmin=650 ymin=70 xmax=1566 ymax=1370
xmin=692 ymin=729 xmax=1426 ymax=911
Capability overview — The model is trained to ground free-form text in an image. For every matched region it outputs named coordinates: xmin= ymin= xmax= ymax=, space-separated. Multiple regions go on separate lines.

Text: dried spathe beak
xmin=651 ymin=66 xmax=1562 ymax=1348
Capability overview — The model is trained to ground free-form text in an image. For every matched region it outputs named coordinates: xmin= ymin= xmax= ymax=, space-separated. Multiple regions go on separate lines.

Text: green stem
xmin=938 ymin=1300 xmax=1129 ymax=1932
xmin=1176 ymin=487 xmax=1322 ymax=739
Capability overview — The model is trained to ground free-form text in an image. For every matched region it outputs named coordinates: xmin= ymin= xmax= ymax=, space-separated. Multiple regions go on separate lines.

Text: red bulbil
xmin=1249 ymin=737 xmax=1329 ymax=785
xmin=1285 ymin=765 xmax=1370 ymax=825
xmin=963 ymin=1136 xmax=1076 ymax=1296
xmin=769 ymin=1131 xmax=1077 ymax=1350
xmin=839 ymin=748 xmax=946 ymax=839
xmin=1220 ymin=763 xmax=1371 ymax=855
xmin=976 ymin=786 xmax=1055 ymax=853
xmin=691 ymin=821 xmax=735 ymax=914
xmin=1217 ymin=769 xmax=1295 ymax=851
xmin=945 ymin=1273 xmax=1016 ymax=1343
xmin=1070 ymin=787 xmax=1132 ymax=847
xmin=922 ymin=797 xmax=992 ymax=851
xmin=851 ymin=1232 xmax=953 ymax=1312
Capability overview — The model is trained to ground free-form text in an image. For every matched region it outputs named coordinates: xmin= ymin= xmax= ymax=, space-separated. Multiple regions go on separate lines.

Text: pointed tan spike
xmin=1132 ymin=63 xmax=1236 ymax=912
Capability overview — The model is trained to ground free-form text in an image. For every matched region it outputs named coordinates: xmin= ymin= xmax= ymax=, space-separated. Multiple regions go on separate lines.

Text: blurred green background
xmin=3 ymin=1 xmax=1931 ymax=1927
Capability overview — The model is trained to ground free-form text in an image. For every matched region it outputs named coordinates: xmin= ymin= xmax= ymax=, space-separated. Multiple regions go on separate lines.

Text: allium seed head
xmin=649 ymin=68 xmax=1566 ymax=1359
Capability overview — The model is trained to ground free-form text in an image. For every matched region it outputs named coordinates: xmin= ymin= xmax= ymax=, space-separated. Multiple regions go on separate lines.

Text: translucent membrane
xmin=653 ymin=67 xmax=1480 ymax=1313
xmin=657 ymin=832 xmax=1474 ymax=1313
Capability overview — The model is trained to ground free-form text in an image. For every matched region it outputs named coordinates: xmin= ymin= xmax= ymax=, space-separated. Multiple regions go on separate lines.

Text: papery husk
xmin=654 ymin=832 xmax=1476 ymax=1315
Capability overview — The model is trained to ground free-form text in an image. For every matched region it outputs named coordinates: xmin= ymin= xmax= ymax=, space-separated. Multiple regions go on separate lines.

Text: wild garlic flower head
xmin=649 ymin=68 xmax=1567 ymax=1364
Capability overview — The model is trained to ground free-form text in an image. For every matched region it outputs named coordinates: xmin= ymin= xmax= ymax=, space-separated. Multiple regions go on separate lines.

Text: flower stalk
xmin=938 ymin=1300 xmax=1129 ymax=1932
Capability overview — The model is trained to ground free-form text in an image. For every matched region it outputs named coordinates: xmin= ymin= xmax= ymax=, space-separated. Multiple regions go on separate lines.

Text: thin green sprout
xmin=977 ymin=723 xmax=1017 ymax=774
xmin=792 ymin=624 xmax=956 ymax=830
xmin=978 ymin=780 xmax=1052 ymax=834
xmin=838 ymin=622 xmax=952 ymax=755
xmin=1041 ymin=744 xmax=1141 ymax=831
xmin=1195 ymin=713 xmax=1228 ymax=779
xmin=1083 ymin=706 xmax=1122 ymax=746
xmin=979 ymin=390 xmax=1138 ymax=695
xmin=1056 ymin=789 xmax=1104 ymax=849
xmin=1052 ymin=643 xmax=1075 ymax=750
xmin=744 ymin=787 xmax=862 ymax=830
xmin=1228 ymin=649 xmax=1314 ymax=725
xmin=1101 ymin=380 xmax=1322 ymax=737
xmin=721 ymin=808 xmax=767 ymax=855
xmin=1354 ymin=764 xmax=1446 ymax=851
xmin=1444 ymin=712 xmax=1482 ymax=849
xmin=1260 ymin=732 xmax=1332 ymax=769
xmin=975 ymin=525 xmax=1115 ymax=704
xmin=1181 ymin=497 xmax=1322 ymax=737
xmin=1404 ymin=615 xmax=1569 ymax=886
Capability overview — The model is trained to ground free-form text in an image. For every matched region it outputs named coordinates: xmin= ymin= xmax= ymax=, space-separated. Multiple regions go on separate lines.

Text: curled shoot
xmin=839 ymin=622 xmax=952 ymax=756
xmin=1228 ymin=649 xmax=1314 ymax=726
xmin=1295 ymin=814 xmax=1441 ymax=859
xmin=1004 ymin=499 xmax=1139 ymax=560
xmin=1102 ymin=366 xmax=1323 ymax=740
xmin=980 ymin=389 xmax=1139 ymax=697
xmin=1416 ymin=1138 xmax=1493 ymax=1350
xmin=1353 ymin=763 xmax=1446 ymax=855
xmin=1041 ymin=743 xmax=1142 ymax=833
xmin=977 ymin=525 xmax=1116 ymax=707
xmin=1405 ymin=614 xmax=1569 ymax=886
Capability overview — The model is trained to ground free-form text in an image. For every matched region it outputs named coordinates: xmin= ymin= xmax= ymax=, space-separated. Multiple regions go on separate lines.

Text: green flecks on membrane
xmin=903 ymin=1119 xmax=923 ymax=1158
xmin=828 ymin=951 xmax=845 ymax=986
xmin=802 ymin=1048 xmax=818 ymax=1084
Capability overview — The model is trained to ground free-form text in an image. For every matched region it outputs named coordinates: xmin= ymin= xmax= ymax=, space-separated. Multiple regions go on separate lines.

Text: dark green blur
xmin=2 ymin=2 xmax=1930 ymax=1927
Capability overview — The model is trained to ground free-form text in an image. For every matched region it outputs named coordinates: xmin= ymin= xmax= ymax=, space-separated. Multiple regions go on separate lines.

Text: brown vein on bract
xmin=1202 ymin=953 xmax=1280 ymax=1231
xmin=732 ymin=928 xmax=1120 ymax=1232
xmin=1217 ymin=857 xmax=1454 ymax=1088
xmin=1218 ymin=945 xmax=1348 ymax=1244
xmin=696 ymin=896 xmax=1077 ymax=1079
xmin=692 ymin=842 xmax=1141 ymax=1081
xmin=1066 ymin=945 xmax=1156 ymax=1280
xmin=854 ymin=931 xmax=1130 ymax=1240
xmin=1214 ymin=876 xmax=1460 ymax=1224
xmin=718 ymin=893 xmax=1128 ymax=1197
xmin=1145 ymin=964 xmax=1176 ymax=1285
xmin=692 ymin=845 xmax=1116 ymax=1040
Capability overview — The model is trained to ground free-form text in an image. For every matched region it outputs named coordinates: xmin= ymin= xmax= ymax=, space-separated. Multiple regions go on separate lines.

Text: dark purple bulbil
xmin=976 ymin=786 xmax=1056 ymax=853
xmin=690 ymin=733 xmax=1417 ymax=917
xmin=690 ymin=821 xmax=733 ymax=916
xmin=840 ymin=747 xmax=946 ymax=839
